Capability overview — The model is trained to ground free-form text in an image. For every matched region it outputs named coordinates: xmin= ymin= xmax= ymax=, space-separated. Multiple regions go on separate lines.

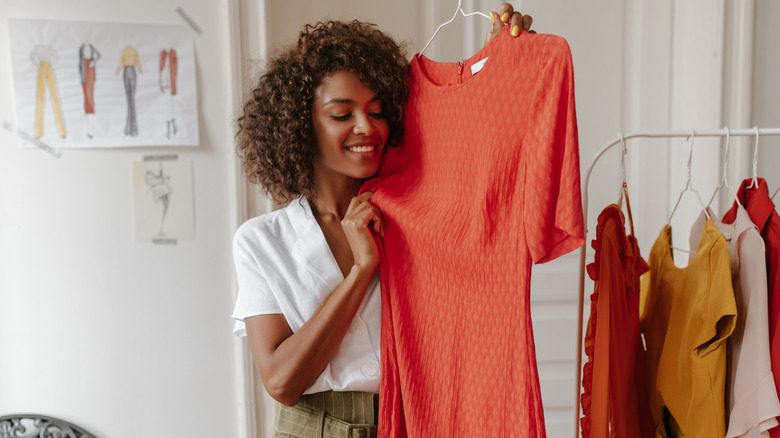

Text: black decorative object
xmin=0 ymin=414 xmax=97 ymax=438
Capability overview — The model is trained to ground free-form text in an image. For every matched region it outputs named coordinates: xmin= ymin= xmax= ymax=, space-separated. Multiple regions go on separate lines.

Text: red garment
xmin=159 ymin=49 xmax=178 ymax=95
xmin=580 ymin=198 xmax=653 ymax=438
xmin=363 ymin=27 xmax=583 ymax=437
xmin=722 ymin=178 xmax=780 ymax=437
xmin=81 ymin=58 xmax=95 ymax=114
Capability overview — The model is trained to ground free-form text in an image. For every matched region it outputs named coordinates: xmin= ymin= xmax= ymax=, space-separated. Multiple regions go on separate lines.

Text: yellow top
xmin=116 ymin=46 xmax=142 ymax=75
xmin=640 ymin=220 xmax=736 ymax=437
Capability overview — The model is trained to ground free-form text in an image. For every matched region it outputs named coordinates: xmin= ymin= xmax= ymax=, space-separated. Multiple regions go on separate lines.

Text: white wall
xmin=754 ymin=0 xmax=780 ymax=190
xmin=0 ymin=1 xmax=247 ymax=437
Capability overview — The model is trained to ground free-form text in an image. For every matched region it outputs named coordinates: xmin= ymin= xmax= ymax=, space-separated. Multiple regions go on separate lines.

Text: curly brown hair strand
xmin=236 ymin=20 xmax=409 ymax=204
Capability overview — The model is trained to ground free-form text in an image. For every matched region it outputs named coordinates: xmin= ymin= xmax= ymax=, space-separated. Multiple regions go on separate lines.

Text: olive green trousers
xmin=274 ymin=391 xmax=378 ymax=438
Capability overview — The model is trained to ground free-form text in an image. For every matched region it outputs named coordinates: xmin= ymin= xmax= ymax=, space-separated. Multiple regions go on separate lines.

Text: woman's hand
xmin=341 ymin=191 xmax=384 ymax=272
xmin=486 ymin=3 xmax=535 ymax=45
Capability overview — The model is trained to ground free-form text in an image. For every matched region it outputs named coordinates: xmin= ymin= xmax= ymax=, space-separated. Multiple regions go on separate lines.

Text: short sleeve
xmin=523 ymin=36 xmax=584 ymax=264
xmin=231 ymin=226 xmax=282 ymax=337
xmin=694 ymin=242 xmax=737 ymax=356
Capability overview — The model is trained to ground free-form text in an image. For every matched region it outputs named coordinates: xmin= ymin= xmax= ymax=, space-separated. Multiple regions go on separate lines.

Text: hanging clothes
xmin=690 ymin=207 xmax=780 ymax=437
xmin=640 ymin=221 xmax=737 ymax=438
xmin=361 ymin=26 xmax=583 ymax=437
xmin=580 ymin=196 xmax=654 ymax=438
xmin=722 ymin=178 xmax=780 ymax=438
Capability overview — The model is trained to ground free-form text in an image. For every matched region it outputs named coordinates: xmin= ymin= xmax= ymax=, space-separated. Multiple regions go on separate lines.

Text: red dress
xmin=362 ymin=27 xmax=583 ymax=437
xmin=580 ymin=196 xmax=653 ymax=438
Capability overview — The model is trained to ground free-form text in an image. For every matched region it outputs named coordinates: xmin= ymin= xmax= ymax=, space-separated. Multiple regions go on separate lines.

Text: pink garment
xmin=690 ymin=207 xmax=780 ymax=438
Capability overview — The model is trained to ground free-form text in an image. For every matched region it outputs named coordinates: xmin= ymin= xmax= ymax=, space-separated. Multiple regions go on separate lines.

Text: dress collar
xmin=734 ymin=178 xmax=775 ymax=232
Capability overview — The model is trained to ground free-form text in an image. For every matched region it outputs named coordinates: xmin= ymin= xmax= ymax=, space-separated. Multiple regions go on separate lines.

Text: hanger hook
xmin=722 ymin=127 xmax=730 ymax=184
xmin=686 ymin=129 xmax=696 ymax=188
xmin=619 ymin=133 xmax=627 ymax=184
xmin=749 ymin=126 xmax=759 ymax=189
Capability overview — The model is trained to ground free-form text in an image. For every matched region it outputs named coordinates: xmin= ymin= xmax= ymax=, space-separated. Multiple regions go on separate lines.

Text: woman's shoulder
xmin=233 ymin=198 xmax=310 ymax=252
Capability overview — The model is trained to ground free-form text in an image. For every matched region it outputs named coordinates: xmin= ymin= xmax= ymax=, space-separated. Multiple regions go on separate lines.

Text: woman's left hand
xmin=485 ymin=3 xmax=535 ymax=45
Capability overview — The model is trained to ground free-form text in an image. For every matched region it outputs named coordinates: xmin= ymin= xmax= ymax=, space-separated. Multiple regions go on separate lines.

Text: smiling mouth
xmin=345 ymin=145 xmax=377 ymax=153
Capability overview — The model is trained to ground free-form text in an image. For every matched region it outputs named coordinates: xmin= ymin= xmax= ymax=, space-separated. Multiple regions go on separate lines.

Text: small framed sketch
xmin=131 ymin=157 xmax=193 ymax=244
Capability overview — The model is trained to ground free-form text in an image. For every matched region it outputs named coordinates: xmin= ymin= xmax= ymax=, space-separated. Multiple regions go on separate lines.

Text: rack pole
xmin=573 ymin=127 xmax=780 ymax=438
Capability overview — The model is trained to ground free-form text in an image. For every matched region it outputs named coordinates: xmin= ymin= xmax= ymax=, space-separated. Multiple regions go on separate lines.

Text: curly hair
xmin=236 ymin=20 xmax=409 ymax=204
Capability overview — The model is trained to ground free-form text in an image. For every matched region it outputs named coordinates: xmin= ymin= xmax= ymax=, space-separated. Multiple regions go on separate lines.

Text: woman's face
xmin=311 ymin=70 xmax=389 ymax=182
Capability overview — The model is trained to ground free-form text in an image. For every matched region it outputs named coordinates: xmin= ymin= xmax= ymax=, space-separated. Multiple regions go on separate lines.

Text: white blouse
xmin=232 ymin=197 xmax=381 ymax=394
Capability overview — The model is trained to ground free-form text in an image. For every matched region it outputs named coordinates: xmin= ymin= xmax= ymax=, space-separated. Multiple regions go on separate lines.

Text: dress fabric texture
xmin=579 ymin=200 xmax=653 ymax=438
xmin=640 ymin=221 xmax=737 ymax=438
xmin=361 ymin=28 xmax=583 ymax=437
xmin=690 ymin=207 xmax=780 ymax=438
xmin=722 ymin=179 xmax=780 ymax=438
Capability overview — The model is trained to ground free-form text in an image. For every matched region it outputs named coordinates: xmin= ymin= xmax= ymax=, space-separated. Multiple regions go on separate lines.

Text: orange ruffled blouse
xmin=581 ymin=200 xmax=654 ymax=438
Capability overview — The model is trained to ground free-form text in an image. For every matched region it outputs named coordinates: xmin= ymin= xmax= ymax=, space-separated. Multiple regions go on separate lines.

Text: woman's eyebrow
xmin=324 ymin=98 xmax=352 ymax=106
xmin=323 ymin=95 xmax=381 ymax=106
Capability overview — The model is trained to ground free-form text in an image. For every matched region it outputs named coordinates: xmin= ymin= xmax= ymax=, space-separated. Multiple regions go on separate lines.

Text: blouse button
xmin=361 ymin=362 xmax=379 ymax=377
xmin=349 ymin=320 xmax=365 ymax=335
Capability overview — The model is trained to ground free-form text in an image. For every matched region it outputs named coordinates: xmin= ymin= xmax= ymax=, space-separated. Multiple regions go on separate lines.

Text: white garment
xmin=690 ymin=207 xmax=780 ymax=438
xmin=29 ymin=44 xmax=58 ymax=66
xmin=232 ymin=197 xmax=381 ymax=394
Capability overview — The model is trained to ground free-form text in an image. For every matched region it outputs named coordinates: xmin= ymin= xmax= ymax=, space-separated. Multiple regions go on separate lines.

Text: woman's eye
xmin=369 ymin=112 xmax=386 ymax=119
xmin=330 ymin=114 xmax=351 ymax=121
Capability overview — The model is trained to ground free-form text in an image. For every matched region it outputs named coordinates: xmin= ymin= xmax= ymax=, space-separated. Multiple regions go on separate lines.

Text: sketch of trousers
xmin=81 ymin=58 xmax=96 ymax=114
xmin=34 ymin=62 xmax=66 ymax=138
xmin=123 ymin=66 xmax=138 ymax=136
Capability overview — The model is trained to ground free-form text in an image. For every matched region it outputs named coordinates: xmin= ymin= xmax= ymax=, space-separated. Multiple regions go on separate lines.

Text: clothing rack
xmin=574 ymin=127 xmax=780 ymax=438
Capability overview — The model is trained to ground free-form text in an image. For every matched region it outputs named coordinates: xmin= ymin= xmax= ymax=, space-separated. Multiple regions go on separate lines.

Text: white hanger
xmin=668 ymin=130 xmax=711 ymax=226
xmin=746 ymin=126 xmax=760 ymax=189
xmin=617 ymin=133 xmax=628 ymax=207
xmin=706 ymin=127 xmax=742 ymax=218
xmin=419 ymin=0 xmax=491 ymax=57
xmin=772 ymin=186 xmax=779 ymax=201
xmin=667 ymin=131 xmax=711 ymax=255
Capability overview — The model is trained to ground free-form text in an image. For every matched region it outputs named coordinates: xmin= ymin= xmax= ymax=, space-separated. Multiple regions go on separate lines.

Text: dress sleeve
xmin=523 ymin=36 xmax=584 ymax=264
xmin=694 ymin=241 xmax=737 ymax=356
xmin=231 ymin=224 xmax=282 ymax=336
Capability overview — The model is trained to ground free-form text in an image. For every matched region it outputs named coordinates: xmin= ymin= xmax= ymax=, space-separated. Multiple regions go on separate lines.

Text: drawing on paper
xmin=30 ymin=44 xmax=66 ymax=138
xmin=159 ymin=49 xmax=178 ymax=138
xmin=131 ymin=159 xmax=194 ymax=243
xmin=145 ymin=162 xmax=172 ymax=237
xmin=78 ymin=43 xmax=101 ymax=138
xmin=116 ymin=45 xmax=142 ymax=136
xmin=8 ymin=19 xmax=200 ymax=149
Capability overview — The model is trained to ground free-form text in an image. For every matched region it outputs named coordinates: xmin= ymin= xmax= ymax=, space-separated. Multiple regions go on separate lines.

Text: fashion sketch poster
xmin=8 ymin=19 xmax=199 ymax=148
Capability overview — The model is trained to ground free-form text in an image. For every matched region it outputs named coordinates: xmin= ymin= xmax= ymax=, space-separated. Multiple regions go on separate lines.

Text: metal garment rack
xmin=573 ymin=127 xmax=780 ymax=438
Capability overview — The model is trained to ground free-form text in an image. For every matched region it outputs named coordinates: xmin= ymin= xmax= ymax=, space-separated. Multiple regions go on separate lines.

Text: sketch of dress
xmin=159 ymin=49 xmax=178 ymax=138
xmin=115 ymin=45 xmax=142 ymax=136
xmin=30 ymin=44 xmax=66 ymax=138
xmin=78 ymin=43 xmax=101 ymax=138
xmin=145 ymin=162 xmax=171 ymax=237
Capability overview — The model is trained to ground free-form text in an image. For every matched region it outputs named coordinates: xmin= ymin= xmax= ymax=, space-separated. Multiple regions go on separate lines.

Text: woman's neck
xmin=310 ymin=175 xmax=364 ymax=219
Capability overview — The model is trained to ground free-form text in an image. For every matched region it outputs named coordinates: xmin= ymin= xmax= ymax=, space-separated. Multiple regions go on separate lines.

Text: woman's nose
xmin=352 ymin=112 xmax=377 ymax=136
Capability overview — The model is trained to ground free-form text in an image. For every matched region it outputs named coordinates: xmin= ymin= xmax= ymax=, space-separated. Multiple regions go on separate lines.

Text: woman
xmin=233 ymin=5 xmax=533 ymax=436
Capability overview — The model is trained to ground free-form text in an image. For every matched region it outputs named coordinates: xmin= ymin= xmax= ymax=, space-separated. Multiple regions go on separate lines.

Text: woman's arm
xmin=245 ymin=192 xmax=383 ymax=406
xmin=246 ymin=263 xmax=376 ymax=406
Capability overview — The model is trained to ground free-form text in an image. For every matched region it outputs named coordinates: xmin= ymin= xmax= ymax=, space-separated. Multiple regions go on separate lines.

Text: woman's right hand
xmin=486 ymin=2 xmax=535 ymax=45
xmin=341 ymin=191 xmax=383 ymax=272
